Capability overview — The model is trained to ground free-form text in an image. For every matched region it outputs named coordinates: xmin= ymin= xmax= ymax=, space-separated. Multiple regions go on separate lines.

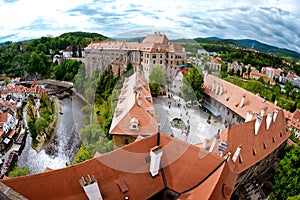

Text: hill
xmin=233 ymin=39 xmax=300 ymax=59
xmin=194 ymin=37 xmax=300 ymax=59
xmin=59 ymin=31 xmax=108 ymax=40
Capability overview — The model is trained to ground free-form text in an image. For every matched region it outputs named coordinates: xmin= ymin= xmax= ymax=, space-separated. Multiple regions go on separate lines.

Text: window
xmin=263 ymin=142 xmax=267 ymax=149
xmin=124 ymin=138 xmax=129 ymax=145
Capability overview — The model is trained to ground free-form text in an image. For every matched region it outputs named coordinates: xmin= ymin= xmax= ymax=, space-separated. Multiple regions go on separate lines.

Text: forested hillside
xmin=0 ymin=32 xmax=107 ymax=79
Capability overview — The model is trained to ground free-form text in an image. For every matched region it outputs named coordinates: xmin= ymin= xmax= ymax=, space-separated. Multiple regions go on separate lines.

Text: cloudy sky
xmin=0 ymin=0 xmax=300 ymax=53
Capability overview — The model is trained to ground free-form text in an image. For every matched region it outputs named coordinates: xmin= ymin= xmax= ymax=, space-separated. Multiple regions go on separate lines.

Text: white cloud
xmin=0 ymin=0 xmax=299 ymax=53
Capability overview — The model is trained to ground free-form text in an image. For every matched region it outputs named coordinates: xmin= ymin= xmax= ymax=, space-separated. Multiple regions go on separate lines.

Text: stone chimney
xmin=150 ymin=146 xmax=163 ymax=177
xmin=266 ymin=113 xmax=273 ymax=130
xmin=136 ymin=92 xmax=142 ymax=107
xmin=232 ymin=146 xmax=241 ymax=163
xmin=211 ymin=81 xmax=215 ymax=92
xmin=254 ymin=113 xmax=262 ymax=135
xmin=218 ymin=84 xmax=223 ymax=95
xmin=273 ymin=109 xmax=279 ymax=122
xmin=79 ymin=175 xmax=103 ymax=200
xmin=215 ymin=82 xmax=219 ymax=95
xmin=261 ymin=106 xmax=268 ymax=116
xmin=245 ymin=110 xmax=253 ymax=122
xmin=239 ymin=94 xmax=246 ymax=108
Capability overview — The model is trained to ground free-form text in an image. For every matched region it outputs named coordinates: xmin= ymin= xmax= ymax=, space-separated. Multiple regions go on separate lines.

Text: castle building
xmin=202 ymin=74 xmax=281 ymax=126
xmin=84 ymin=33 xmax=186 ymax=82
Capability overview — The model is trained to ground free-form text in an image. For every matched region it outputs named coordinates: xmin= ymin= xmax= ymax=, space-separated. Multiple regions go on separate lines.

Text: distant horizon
xmin=2 ymin=30 xmax=299 ymax=56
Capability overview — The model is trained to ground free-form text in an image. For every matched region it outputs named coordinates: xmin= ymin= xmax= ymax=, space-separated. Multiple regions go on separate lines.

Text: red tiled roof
xmin=250 ymin=71 xmax=269 ymax=78
xmin=142 ymin=33 xmax=169 ymax=45
xmin=7 ymin=130 xmax=15 ymax=139
xmin=109 ymin=73 xmax=158 ymax=136
xmin=84 ymin=33 xmax=185 ymax=54
xmin=215 ymin=109 xmax=290 ymax=173
xmin=0 ymin=112 xmax=8 ymax=123
xmin=1 ymin=134 xmax=229 ymax=200
xmin=204 ymin=74 xmax=280 ymax=120
xmin=287 ymin=109 xmax=300 ymax=130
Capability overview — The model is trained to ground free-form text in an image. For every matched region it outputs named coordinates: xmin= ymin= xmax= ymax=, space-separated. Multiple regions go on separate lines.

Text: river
xmin=18 ymin=96 xmax=85 ymax=174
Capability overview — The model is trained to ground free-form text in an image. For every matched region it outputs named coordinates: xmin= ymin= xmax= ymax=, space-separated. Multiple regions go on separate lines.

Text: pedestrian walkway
xmin=153 ymin=93 xmax=224 ymax=145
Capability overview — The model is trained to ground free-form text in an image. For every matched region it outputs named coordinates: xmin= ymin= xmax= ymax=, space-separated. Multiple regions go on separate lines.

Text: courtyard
xmin=153 ymin=93 xmax=224 ymax=145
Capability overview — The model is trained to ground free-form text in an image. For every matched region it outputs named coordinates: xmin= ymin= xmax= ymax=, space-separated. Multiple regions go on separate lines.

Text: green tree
xmin=181 ymin=67 xmax=204 ymax=102
xmin=74 ymin=65 xmax=86 ymax=94
xmin=26 ymin=102 xmax=35 ymax=122
xmin=273 ymin=84 xmax=282 ymax=96
xmin=272 ymin=145 xmax=300 ymax=200
xmin=72 ymin=145 xmax=93 ymax=164
xmin=8 ymin=166 xmax=31 ymax=178
xmin=287 ymin=195 xmax=300 ymax=200
xmin=4 ymin=77 xmax=9 ymax=85
xmin=37 ymin=44 xmax=47 ymax=54
xmin=35 ymin=117 xmax=48 ymax=135
xmin=284 ymin=82 xmax=294 ymax=98
xmin=271 ymin=93 xmax=276 ymax=103
xmin=149 ymin=65 xmax=166 ymax=96
xmin=79 ymin=123 xmax=113 ymax=154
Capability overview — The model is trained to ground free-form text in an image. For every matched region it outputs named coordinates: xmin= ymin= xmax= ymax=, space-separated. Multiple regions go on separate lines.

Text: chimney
xmin=150 ymin=146 xmax=163 ymax=177
xmin=215 ymin=82 xmax=219 ymax=95
xmin=266 ymin=113 xmax=273 ymax=130
xmin=136 ymin=92 xmax=142 ymax=107
xmin=218 ymin=84 xmax=223 ymax=95
xmin=211 ymin=81 xmax=215 ymax=92
xmin=209 ymin=130 xmax=220 ymax=152
xmin=239 ymin=94 xmax=246 ymax=108
xmin=79 ymin=175 xmax=103 ymax=200
xmin=232 ymin=146 xmax=241 ymax=163
xmin=245 ymin=110 xmax=253 ymax=122
xmin=218 ymin=140 xmax=228 ymax=157
xmin=254 ymin=114 xmax=262 ymax=135
xmin=273 ymin=109 xmax=279 ymax=122
xmin=261 ymin=106 xmax=268 ymax=116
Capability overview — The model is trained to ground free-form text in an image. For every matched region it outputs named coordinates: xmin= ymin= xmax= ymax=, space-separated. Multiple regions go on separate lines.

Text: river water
xmin=18 ymin=96 xmax=85 ymax=174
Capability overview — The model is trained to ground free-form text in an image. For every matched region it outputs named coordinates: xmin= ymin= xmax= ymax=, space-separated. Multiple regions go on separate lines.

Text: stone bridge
xmin=20 ymin=79 xmax=89 ymax=105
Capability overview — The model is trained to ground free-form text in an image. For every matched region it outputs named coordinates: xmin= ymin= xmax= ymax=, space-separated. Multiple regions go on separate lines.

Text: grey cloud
xmin=0 ymin=33 xmax=19 ymax=41
xmin=66 ymin=5 xmax=103 ymax=16
xmin=183 ymin=5 xmax=300 ymax=52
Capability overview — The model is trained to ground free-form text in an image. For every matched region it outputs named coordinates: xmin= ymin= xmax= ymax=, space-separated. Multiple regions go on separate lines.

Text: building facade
xmin=84 ymin=33 xmax=186 ymax=81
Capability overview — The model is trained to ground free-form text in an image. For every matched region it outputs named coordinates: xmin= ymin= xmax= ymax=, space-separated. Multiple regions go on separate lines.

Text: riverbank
xmin=33 ymin=96 xmax=61 ymax=152
xmin=18 ymin=97 xmax=85 ymax=173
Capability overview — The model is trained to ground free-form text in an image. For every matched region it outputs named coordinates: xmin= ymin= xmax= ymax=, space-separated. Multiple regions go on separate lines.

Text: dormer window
xmin=130 ymin=117 xmax=139 ymax=130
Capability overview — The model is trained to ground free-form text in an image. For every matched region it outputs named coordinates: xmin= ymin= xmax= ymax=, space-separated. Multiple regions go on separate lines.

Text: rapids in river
xmin=18 ymin=97 xmax=85 ymax=174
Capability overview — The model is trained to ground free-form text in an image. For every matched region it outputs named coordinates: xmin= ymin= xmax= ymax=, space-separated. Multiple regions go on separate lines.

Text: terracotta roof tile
xmin=215 ymin=109 xmax=290 ymax=173
xmin=1 ymin=134 xmax=230 ymax=200
xmin=110 ymin=73 xmax=158 ymax=136
xmin=204 ymin=74 xmax=280 ymax=120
